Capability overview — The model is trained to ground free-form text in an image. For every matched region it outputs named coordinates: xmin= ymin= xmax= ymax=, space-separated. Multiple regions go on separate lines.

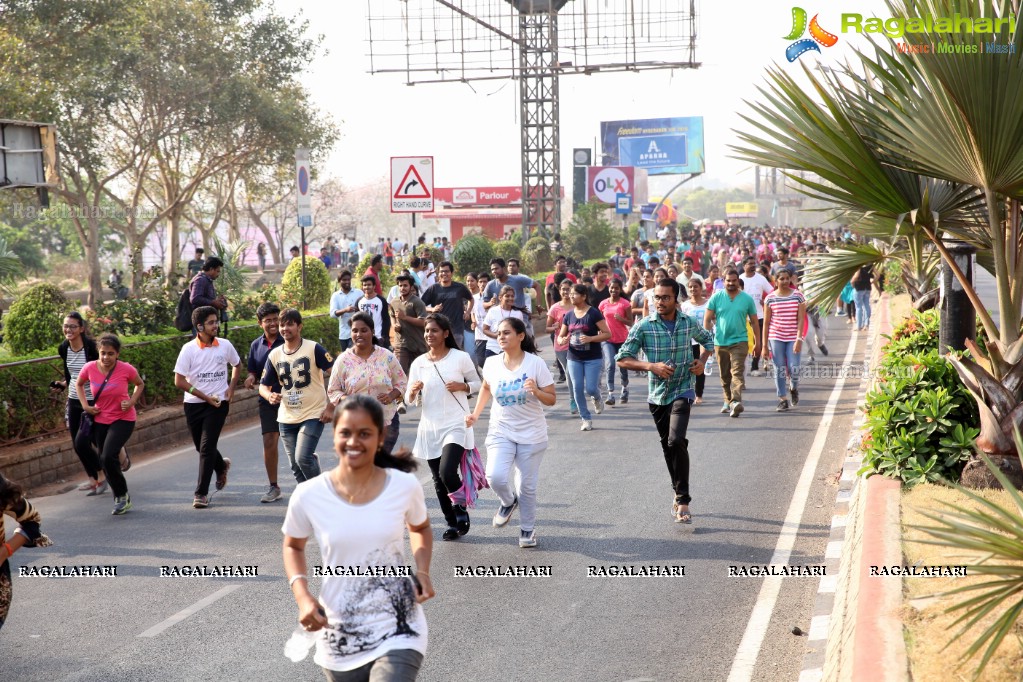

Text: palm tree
xmin=0 ymin=235 xmax=25 ymax=296
xmin=733 ymin=0 xmax=1023 ymax=482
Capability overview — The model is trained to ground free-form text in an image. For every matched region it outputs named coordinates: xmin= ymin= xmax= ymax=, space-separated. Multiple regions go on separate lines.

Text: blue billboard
xmin=600 ymin=117 xmax=705 ymax=175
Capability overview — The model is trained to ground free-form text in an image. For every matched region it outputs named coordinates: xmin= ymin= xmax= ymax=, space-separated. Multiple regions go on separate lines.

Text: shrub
xmin=860 ymin=349 xmax=979 ymax=485
xmin=493 ymin=240 xmax=521 ymax=263
xmin=415 ymin=243 xmax=444 ymax=268
xmin=281 ymin=257 xmax=332 ymax=309
xmin=563 ymin=200 xmax=620 ymax=260
xmin=233 ymin=283 xmax=280 ymax=322
xmin=885 ymin=309 xmax=940 ymax=357
xmin=355 ymin=253 xmax=396 ymax=295
xmin=451 ymin=235 xmax=495 ymax=276
xmin=522 ymin=236 xmax=553 ymax=274
xmin=4 ymin=283 xmax=68 ymax=354
xmin=87 ymin=295 xmax=176 ymax=337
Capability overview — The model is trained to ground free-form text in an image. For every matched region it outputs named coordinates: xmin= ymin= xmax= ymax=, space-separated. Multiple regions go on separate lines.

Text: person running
xmin=740 ymin=257 xmax=774 ymax=377
xmin=466 ymin=317 xmax=556 ymax=548
xmin=406 ymin=314 xmax=481 ymax=542
xmin=851 ymin=263 xmax=875 ymax=330
xmin=616 ymin=278 xmax=714 ymax=524
xmin=463 ymin=272 xmax=480 ymax=352
xmin=470 ymin=271 xmax=490 ymax=367
xmin=55 ymin=311 xmax=107 ymax=495
xmin=363 ymin=254 xmax=384 ymax=297
xmin=420 ymin=261 xmax=474 ymax=350
xmin=327 ymin=312 xmax=407 ymax=455
xmin=390 ymin=274 xmax=428 ymax=377
xmin=598 ymin=279 xmax=633 ymax=406
xmin=0 ymin=474 xmax=52 ymax=631
xmin=244 ymin=303 xmax=285 ymax=503
xmin=330 ymin=270 xmax=362 ymax=352
xmin=356 ymin=275 xmax=391 ymax=349
xmin=283 ymin=395 xmax=434 ymax=681
xmin=762 ymin=270 xmax=806 ymax=411
xmin=588 ymin=262 xmax=612 ymax=307
xmin=704 ymin=268 xmax=761 ymax=418
xmin=77 ymin=333 xmax=146 ymax=515
xmin=546 ymin=275 xmax=573 ymax=396
xmin=481 ymin=285 xmax=530 ymax=360
xmin=558 ymin=283 xmax=611 ymax=431
xmin=260 ymin=308 xmax=335 ymax=488
xmin=174 ymin=306 xmax=241 ymax=509
xmin=482 ymin=257 xmax=545 ymax=313
xmin=680 ymin=276 xmax=711 ymax=405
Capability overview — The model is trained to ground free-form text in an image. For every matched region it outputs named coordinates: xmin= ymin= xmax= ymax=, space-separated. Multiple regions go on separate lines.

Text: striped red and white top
xmin=764 ymin=290 xmax=805 ymax=342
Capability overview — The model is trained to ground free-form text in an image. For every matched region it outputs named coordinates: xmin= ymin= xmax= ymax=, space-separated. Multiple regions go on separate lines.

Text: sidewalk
xmin=799 ymin=294 xmax=911 ymax=682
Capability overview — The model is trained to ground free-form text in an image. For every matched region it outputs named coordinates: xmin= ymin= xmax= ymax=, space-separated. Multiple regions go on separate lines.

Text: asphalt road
xmin=3 ymin=313 xmax=865 ymax=682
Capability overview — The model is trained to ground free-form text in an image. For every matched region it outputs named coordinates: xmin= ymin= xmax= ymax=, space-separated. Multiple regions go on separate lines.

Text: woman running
xmin=76 ymin=334 xmax=145 ymax=515
xmin=762 ymin=270 xmax=807 ymax=411
xmin=558 ymin=283 xmax=611 ymax=431
xmin=470 ymin=272 xmax=490 ymax=367
xmin=546 ymin=277 xmax=576 ymax=414
xmin=406 ymin=314 xmax=481 ymax=542
xmin=55 ymin=311 xmax=107 ymax=495
xmin=283 ymin=395 xmax=434 ymax=681
xmin=327 ymin=312 xmax=407 ymax=454
xmin=680 ymin=276 xmax=711 ymax=405
xmin=466 ymin=318 xmax=556 ymax=548
xmin=1 ymin=474 xmax=52 ymax=631
xmin=481 ymin=285 xmax=530 ymax=360
xmin=463 ymin=272 xmax=480 ymax=352
xmin=598 ymin=279 xmax=633 ymax=406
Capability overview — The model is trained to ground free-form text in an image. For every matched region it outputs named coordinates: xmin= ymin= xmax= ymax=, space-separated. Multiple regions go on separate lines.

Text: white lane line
xmin=726 ymin=332 xmax=859 ymax=682
xmin=137 ymin=584 xmax=243 ymax=637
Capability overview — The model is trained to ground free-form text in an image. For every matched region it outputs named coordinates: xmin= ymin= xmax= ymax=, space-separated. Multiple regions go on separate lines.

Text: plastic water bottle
xmin=284 ymin=627 xmax=318 ymax=662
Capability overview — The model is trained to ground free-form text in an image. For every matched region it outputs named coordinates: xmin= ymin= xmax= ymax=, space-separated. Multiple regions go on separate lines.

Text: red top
xmin=599 ymin=298 xmax=632 ymax=344
xmin=364 ymin=266 xmax=383 ymax=296
xmin=80 ymin=360 xmax=139 ymax=424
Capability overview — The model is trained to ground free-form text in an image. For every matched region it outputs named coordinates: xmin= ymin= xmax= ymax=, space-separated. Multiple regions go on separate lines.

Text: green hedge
xmin=0 ymin=312 xmax=339 ymax=444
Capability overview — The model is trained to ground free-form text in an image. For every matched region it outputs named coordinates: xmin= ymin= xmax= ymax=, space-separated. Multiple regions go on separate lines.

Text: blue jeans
xmin=854 ymin=289 xmax=871 ymax=329
xmin=338 ymin=338 xmax=352 ymax=352
xmin=555 ymin=349 xmax=575 ymax=410
xmin=601 ymin=341 xmax=629 ymax=395
xmin=280 ymin=418 xmax=324 ymax=483
xmin=567 ymin=358 xmax=603 ymax=420
xmin=770 ymin=339 xmax=801 ymax=398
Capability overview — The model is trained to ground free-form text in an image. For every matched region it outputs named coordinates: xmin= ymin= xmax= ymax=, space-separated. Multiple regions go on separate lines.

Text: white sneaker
xmin=580 ymin=419 xmax=593 ymax=431
xmin=750 ymin=369 xmax=762 ymax=377
xmin=592 ymin=396 xmax=604 ymax=415
xmin=519 ymin=529 xmax=537 ymax=548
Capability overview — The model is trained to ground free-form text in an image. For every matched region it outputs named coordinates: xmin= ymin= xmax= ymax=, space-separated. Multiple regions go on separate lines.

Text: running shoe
xmin=605 ymin=395 xmax=616 ymax=407
xmin=580 ymin=419 xmax=593 ymax=431
xmin=556 ymin=376 xmax=566 ymax=384
xmin=260 ymin=485 xmax=283 ymax=503
xmin=442 ymin=527 xmax=459 ymax=541
xmin=790 ymin=387 xmax=799 ymax=406
xmin=454 ymin=505 xmax=470 ymax=536
xmin=493 ymin=497 xmax=518 ymax=527
xmin=78 ymin=480 xmax=96 ymax=491
xmin=620 ymin=389 xmax=629 ymax=404
xmin=87 ymin=479 xmax=109 ymax=497
xmin=720 ymin=402 xmax=731 ymax=414
xmin=519 ymin=529 xmax=537 ymax=548
xmin=216 ymin=457 xmax=231 ymax=491
xmin=192 ymin=494 xmax=209 ymax=509
xmin=112 ymin=495 xmax=132 ymax=515
xmin=592 ymin=396 xmax=604 ymax=415
xmin=730 ymin=401 xmax=744 ymax=418
xmin=120 ymin=449 xmax=131 ymax=472
xmin=777 ymin=398 xmax=789 ymax=412
xmin=818 ymin=343 xmax=829 ymax=356
xmin=570 ymin=403 xmax=578 ymax=415
xmin=397 ymin=403 xmax=407 ymax=415
xmin=750 ymin=369 xmax=761 ymax=378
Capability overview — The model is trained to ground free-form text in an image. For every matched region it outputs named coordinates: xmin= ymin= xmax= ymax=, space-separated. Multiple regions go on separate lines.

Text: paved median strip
xmin=137 ymin=584 xmax=243 ymax=638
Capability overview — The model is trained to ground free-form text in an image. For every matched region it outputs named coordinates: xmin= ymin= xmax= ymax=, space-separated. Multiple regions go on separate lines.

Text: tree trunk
xmin=164 ymin=211 xmax=182 ymax=280
xmin=84 ymin=213 xmax=103 ymax=307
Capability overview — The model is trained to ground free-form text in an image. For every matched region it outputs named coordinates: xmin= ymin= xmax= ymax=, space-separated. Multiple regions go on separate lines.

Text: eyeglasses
xmin=653 ymin=295 xmax=674 ymax=302
xmin=62 ymin=325 xmax=81 ymax=330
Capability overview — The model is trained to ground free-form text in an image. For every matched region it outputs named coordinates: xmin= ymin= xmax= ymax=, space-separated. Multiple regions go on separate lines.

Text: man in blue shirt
xmin=329 ymin=270 xmax=362 ymax=352
xmin=482 ymin=257 xmax=545 ymax=313
xmin=244 ymin=303 xmax=285 ymax=503
xmin=617 ymin=278 xmax=714 ymax=525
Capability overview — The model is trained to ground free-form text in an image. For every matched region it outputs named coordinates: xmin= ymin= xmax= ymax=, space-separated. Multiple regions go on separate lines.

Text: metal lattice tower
xmin=367 ymin=0 xmax=700 ymax=237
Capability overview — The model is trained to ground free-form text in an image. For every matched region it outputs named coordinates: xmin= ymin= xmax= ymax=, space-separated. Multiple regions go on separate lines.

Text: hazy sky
xmin=275 ymin=0 xmax=890 ymax=192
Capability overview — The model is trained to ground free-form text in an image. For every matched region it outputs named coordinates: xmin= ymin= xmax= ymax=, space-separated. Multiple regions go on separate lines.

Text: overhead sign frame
xmin=391 ymin=156 xmax=434 ymax=213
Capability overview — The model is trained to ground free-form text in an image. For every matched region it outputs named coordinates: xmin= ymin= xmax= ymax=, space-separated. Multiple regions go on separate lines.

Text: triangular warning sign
xmin=394 ymin=165 xmax=431 ymax=199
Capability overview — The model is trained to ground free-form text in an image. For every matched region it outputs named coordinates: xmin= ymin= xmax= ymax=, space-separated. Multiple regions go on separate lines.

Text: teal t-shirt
xmin=707 ymin=290 xmax=757 ymax=346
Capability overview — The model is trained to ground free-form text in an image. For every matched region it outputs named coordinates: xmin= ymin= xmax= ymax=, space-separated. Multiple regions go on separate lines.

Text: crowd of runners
xmin=2 ymin=221 xmax=882 ymax=678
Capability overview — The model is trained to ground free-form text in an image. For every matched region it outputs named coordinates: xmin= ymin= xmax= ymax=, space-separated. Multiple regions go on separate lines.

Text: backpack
xmin=174 ymin=285 xmax=194 ymax=332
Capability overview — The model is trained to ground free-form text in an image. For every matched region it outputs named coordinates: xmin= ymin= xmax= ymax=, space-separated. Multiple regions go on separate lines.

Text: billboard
xmin=726 ymin=202 xmax=759 ymax=219
xmin=585 ymin=167 xmax=648 ymax=205
xmin=600 ymin=117 xmax=705 ymax=175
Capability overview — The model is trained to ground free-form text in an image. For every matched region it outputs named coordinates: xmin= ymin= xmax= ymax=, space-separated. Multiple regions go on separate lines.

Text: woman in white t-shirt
xmin=465 ymin=317 xmax=556 ymax=548
xmin=680 ymin=276 xmax=711 ymax=405
xmin=283 ymin=395 xmax=435 ymax=681
xmin=406 ymin=314 xmax=481 ymax=542
xmin=481 ymin=285 xmax=530 ymax=359
xmin=470 ymin=273 xmax=490 ymax=367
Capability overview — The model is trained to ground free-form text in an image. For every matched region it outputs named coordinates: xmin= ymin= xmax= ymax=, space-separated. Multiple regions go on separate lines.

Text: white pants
xmin=485 ymin=435 xmax=547 ymax=532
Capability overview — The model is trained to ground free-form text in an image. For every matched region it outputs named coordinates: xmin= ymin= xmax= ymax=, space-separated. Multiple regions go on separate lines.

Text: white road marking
xmin=137 ymin=584 xmax=243 ymax=637
xmin=726 ymin=332 xmax=859 ymax=681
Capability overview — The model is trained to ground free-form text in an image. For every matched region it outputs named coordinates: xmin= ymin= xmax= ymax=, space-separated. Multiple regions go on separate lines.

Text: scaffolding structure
xmin=367 ymin=0 xmax=700 ymax=237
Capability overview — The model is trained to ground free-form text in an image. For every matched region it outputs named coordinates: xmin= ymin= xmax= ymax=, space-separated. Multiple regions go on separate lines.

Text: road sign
xmin=295 ymin=148 xmax=312 ymax=228
xmin=615 ymin=193 xmax=632 ymax=214
xmin=391 ymin=156 xmax=434 ymax=213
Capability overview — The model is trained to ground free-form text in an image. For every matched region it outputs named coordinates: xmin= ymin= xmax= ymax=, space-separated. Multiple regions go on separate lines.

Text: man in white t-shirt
xmin=739 ymin=257 xmax=774 ymax=376
xmin=173 ymin=305 xmax=242 ymax=509
xmin=355 ymin=275 xmax=391 ymax=348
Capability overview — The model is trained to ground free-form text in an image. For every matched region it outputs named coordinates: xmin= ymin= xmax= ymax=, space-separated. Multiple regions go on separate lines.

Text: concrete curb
xmin=798 ymin=294 xmax=909 ymax=681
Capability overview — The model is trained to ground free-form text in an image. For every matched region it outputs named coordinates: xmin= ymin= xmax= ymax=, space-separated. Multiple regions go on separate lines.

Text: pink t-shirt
xmin=80 ymin=360 xmax=139 ymax=424
xmin=548 ymin=303 xmax=571 ymax=351
xmin=599 ymin=298 xmax=632 ymax=344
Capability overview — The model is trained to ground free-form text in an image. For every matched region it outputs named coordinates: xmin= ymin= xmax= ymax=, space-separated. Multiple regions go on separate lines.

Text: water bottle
xmin=284 ymin=626 xmax=318 ymax=662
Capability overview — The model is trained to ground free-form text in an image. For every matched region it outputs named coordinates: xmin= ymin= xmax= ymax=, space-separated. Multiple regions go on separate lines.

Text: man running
xmin=391 ymin=274 xmax=429 ymax=376
xmin=244 ymin=303 xmax=285 ymax=503
xmin=173 ymin=305 xmax=241 ymax=509
xmin=704 ymin=268 xmax=761 ymax=418
xmin=329 ymin=270 xmax=362 ymax=352
xmin=616 ymin=278 xmax=714 ymax=524
xmin=483 ymin=257 xmax=545 ymax=313
xmin=421 ymin=261 xmax=474 ymax=350
xmin=739 ymin=257 xmax=774 ymax=377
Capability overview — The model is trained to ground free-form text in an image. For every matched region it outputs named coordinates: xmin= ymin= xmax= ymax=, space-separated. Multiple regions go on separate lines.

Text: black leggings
xmin=691 ymin=343 xmax=706 ymax=398
xmin=66 ymin=399 xmax=101 ymax=480
xmin=428 ymin=443 xmax=465 ymax=527
xmin=92 ymin=420 xmax=135 ymax=497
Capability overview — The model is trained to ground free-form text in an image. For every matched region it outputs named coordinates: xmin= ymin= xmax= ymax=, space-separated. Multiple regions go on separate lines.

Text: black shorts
xmin=259 ymin=402 xmax=280 ymax=435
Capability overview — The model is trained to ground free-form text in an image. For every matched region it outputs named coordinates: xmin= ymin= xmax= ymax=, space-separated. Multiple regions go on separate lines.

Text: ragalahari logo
xmin=784 ymin=7 xmax=839 ymax=61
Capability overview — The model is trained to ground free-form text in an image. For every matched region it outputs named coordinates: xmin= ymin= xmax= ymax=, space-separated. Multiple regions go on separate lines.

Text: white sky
xmin=274 ymin=0 xmax=890 ymax=192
